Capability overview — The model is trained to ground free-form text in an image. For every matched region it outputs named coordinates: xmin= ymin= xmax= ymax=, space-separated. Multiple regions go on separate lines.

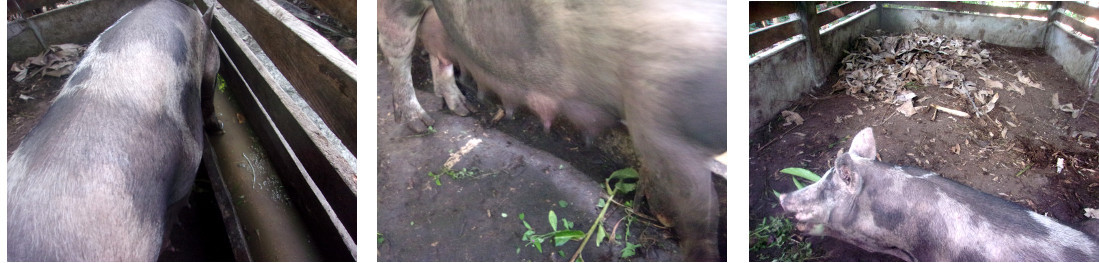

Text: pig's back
xmin=921 ymin=175 xmax=1099 ymax=261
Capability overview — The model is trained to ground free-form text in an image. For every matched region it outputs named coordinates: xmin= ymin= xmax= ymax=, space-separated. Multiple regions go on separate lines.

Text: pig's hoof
xmin=205 ymin=120 xmax=225 ymax=135
xmin=405 ymin=114 xmax=436 ymax=134
xmin=442 ymin=94 xmax=472 ymax=116
xmin=449 ymin=102 xmax=472 ymax=116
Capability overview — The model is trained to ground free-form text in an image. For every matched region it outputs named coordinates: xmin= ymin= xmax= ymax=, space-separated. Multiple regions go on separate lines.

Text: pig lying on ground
xmin=379 ymin=0 xmax=726 ymax=260
xmin=780 ymin=127 xmax=1099 ymax=261
xmin=7 ymin=0 xmax=220 ymax=260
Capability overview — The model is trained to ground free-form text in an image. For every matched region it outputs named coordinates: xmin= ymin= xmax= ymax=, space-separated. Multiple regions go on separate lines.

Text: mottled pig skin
xmin=7 ymin=0 xmax=220 ymax=260
xmin=380 ymin=0 xmax=726 ymax=260
xmin=780 ymin=128 xmax=1099 ymax=261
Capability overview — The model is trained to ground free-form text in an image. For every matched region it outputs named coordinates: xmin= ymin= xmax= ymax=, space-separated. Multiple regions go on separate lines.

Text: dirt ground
xmin=7 ymin=74 xmax=64 ymax=158
xmin=376 ymin=46 xmax=727 ymax=261
xmin=749 ymin=40 xmax=1099 ymax=260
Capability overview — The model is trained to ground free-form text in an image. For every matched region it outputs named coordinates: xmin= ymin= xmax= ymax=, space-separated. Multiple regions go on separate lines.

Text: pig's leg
xmin=379 ymin=0 xmax=434 ymax=133
xmin=420 ymin=6 xmax=470 ymax=116
xmin=625 ymin=76 xmax=725 ymax=261
xmin=201 ymin=24 xmax=223 ymax=134
xmin=428 ymin=55 xmax=470 ymax=116
xmin=632 ymin=132 xmax=720 ymax=261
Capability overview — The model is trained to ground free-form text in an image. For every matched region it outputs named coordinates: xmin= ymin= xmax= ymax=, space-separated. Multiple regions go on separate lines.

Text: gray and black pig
xmin=780 ymin=127 xmax=1099 ymax=261
xmin=7 ymin=0 xmax=220 ymax=260
xmin=380 ymin=0 xmax=726 ymax=260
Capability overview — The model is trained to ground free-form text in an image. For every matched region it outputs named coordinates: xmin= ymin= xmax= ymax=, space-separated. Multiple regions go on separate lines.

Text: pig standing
xmin=380 ymin=0 xmax=726 ymax=260
xmin=7 ymin=0 xmax=220 ymax=260
xmin=780 ymin=128 xmax=1099 ymax=261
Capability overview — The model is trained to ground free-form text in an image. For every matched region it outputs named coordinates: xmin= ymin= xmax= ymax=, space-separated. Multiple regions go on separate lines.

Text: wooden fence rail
xmin=751 ymin=1 xmax=1099 ymax=55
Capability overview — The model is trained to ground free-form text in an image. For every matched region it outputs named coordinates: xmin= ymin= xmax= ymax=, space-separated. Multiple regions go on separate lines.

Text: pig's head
xmin=779 ymin=127 xmax=877 ymax=231
xmin=778 ymin=127 xmax=917 ymax=260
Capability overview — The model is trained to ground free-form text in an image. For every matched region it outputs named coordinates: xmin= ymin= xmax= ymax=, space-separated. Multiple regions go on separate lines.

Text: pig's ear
xmin=835 ymin=158 xmax=863 ymax=192
xmin=848 ymin=127 xmax=877 ymax=159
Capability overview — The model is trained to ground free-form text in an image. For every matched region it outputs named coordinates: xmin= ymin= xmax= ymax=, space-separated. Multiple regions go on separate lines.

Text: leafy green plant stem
xmin=568 ymin=193 xmax=614 ymax=262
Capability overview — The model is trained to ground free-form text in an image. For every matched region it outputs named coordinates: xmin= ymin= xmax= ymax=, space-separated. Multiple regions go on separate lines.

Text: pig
xmin=7 ymin=0 xmax=221 ymax=261
xmin=779 ymin=128 xmax=1099 ymax=261
xmin=379 ymin=0 xmax=726 ymax=260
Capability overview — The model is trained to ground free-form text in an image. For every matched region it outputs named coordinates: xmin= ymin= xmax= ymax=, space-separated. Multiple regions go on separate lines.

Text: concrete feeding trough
xmin=7 ymin=0 xmax=357 ymax=260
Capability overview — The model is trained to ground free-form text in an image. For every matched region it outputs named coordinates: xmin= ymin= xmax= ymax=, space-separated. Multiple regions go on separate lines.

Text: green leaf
xmin=613 ymin=181 xmax=637 ymax=195
xmin=780 ymin=167 xmax=821 ymax=182
xmin=609 ymin=168 xmax=639 ymax=180
xmin=792 ymin=177 xmax=805 ymax=189
xmin=534 ymin=241 xmax=543 ymax=253
xmin=621 ymin=242 xmax=642 ymax=258
xmin=548 ymin=211 xmax=558 ymax=231
xmin=597 ymin=198 xmax=607 ymax=208
xmin=559 ymin=200 xmax=568 ymax=208
xmin=377 ymin=233 xmax=384 ymax=244
xmin=553 ymin=230 xmax=585 ymax=246
xmin=519 ymin=213 xmax=525 ymax=221
xmin=772 ymin=189 xmax=781 ymax=199
xmin=562 ymin=218 xmax=574 ymax=230
xmin=596 ymin=224 xmax=606 ymax=247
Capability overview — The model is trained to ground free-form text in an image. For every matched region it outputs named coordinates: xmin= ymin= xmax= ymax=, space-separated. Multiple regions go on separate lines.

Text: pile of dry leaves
xmin=10 ymin=43 xmax=85 ymax=83
xmin=834 ymin=31 xmax=1050 ymax=118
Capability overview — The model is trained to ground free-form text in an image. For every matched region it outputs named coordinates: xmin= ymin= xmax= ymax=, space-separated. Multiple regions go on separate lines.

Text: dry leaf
xmin=1017 ymin=71 xmax=1044 ymax=90
xmin=980 ymin=76 xmax=1003 ymax=89
xmin=781 ymin=111 xmax=804 ymax=126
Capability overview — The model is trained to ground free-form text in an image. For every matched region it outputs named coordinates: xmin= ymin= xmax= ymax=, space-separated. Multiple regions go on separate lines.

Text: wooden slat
xmin=750 ymin=20 xmax=799 ymax=54
xmin=1056 ymin=10 xmax=1099 ymax=40
xmin=303 ymin=0 xmax=355 ymax=31
xmin=1063 ymin=1 xmax=1099 ymax=20
xmin=882 ymin=1 xmax=1048 ymax=17
xmin=198 ymin=1 xmax=357 ymax=260
xmin=6 ymin=0 xmax=148 ymax=61
xmin=750 ymin=1 xmax=797 ymax=24
xmin=201 ymin=141 xmax=253 ymax=262
xmin=815 ymin=1 xmax=873 ymax=28
xmin=7 ymin=0 xmax=67 ymax=16
xmin=217 ymin=0 xmax=357 ymax=153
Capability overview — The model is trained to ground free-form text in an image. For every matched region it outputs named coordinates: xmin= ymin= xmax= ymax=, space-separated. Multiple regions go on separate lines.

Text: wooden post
xmin=796 ymin=1 xmax=826 ymax=87
xmin=1044 ymin=1 xmax=1063 ymax=48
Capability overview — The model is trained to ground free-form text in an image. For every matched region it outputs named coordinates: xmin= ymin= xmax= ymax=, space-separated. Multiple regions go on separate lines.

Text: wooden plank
xmin=1056 ymin=10 xmax=1099 ymax=40
xmin=201 ymin=141 xmax=253 ymax=262
xmin=216 ymin=0 xmax=357 ymax=153
xmin=1064 ymin=1 xmax=1099 ymax=20
xmin=7 ymin=0 xmax=148 ymax=61
xmin=201 ymin=2 xmax=357 ymax=260
xmin=750 ymin=1 xmax=797 ymax=24
xmin=750 ymin=19 xmax=799 ymax=54
xmin=882 ymin=1 xmax=1048 ymax=17
xmin=7 ymin=0 xmax=68 ymax=16
xmin=303 ymin=0 xmax=355 ymax=31
xmin=815 ymin=1 xmax=873 ymax=28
